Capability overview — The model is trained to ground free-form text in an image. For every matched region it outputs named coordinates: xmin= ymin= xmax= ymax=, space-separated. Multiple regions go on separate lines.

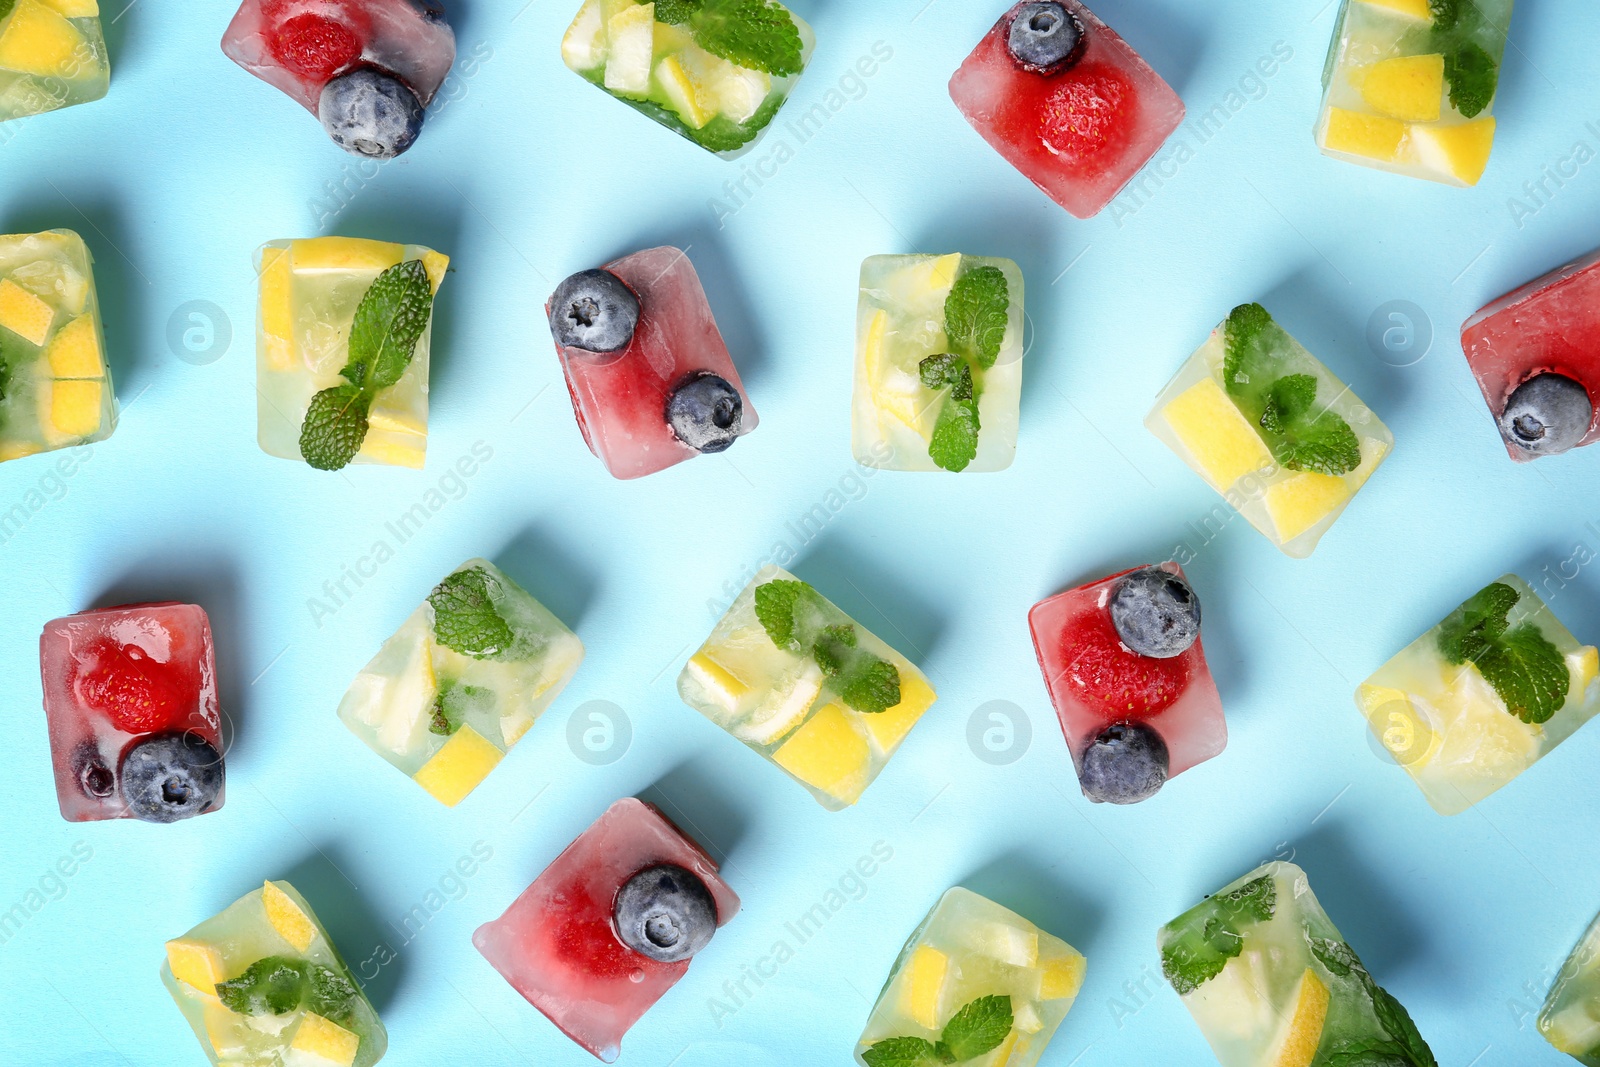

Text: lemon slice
xmin=1267 ymin=968 xmax=1329 ymax=1067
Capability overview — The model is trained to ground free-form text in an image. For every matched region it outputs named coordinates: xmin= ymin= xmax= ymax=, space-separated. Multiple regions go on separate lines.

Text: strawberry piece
xmin=268 ymin=12 xmax=363 ymax=81
xmin=74 ymin=639 xmax=190 ymax=734
xmin=1057 ymin=607 xmax=1188 ymax=719
xmin=549 ymin=879 xmax=670 ymax=981
xmin=1038 ymin=64 xmax=1135 ymax=168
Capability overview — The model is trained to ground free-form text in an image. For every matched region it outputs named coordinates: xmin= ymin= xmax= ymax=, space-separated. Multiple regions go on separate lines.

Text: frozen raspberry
xmin=1039 ymin=65 xmax=1135 ymax=166
xmin=269 ymin=12 xmax=363 ymax=81
xmin=75 ymin=639 xmax=190 ymax=734
xmin=550 ymin=881 xmax=667 ymax=981
xmin=1058 ymin=608 xmax=1188 ymax=719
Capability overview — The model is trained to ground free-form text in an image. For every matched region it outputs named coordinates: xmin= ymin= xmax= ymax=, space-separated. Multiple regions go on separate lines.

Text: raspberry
xmin=74 ymin=639 xmax=189 ymax=734
xmin=1038 ymin=64 xmax=1135 ymax=167
xmin=549 ymin=881 xmax=667 ymax=981
xmin=269 ymin=13 xmax=363 ymax=81
xmin=1058 ymin=608 xmax=1188 ymax=719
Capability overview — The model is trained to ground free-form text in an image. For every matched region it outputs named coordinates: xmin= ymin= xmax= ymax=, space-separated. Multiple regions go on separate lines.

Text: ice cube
xmin=0 ymin=0 xmax=110 ymax=123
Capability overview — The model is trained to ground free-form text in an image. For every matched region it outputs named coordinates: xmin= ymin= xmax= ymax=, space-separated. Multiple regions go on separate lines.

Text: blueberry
xmin=614 ymin=864 xmax=718 ymax=963
xmin=1078 ymin=722 xmax=1168 ymax=804
xmin=318 ymin=68 xmax=426 ymax=160
xmin=119 ymin=733 xmax=224 ymax=823
xmin=70 ymin=741 xmax=114 ymax=799
xmin=1109 ymin=566 xmax=1201 ymax=659
xmin=1007 ymin=2 xmax=1085 ymax=71
xmin=1498 ymin=372 xmax=1593 ymax=457
xmin=548 ymin=269 xmax=641 ymax=354
xmin=666 ymin=373 xmax=743 ymax=453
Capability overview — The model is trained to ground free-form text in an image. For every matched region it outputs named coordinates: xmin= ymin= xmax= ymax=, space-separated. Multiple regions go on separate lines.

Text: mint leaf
xmin=919 ymin=354 xmax=965 ymax=393
xmin=1259 ymin=374 xmax=1316 ymax=433
xmin=1370 ymin=984 xmax=1438 ymax=1067
xmin=350 ymin=259 xmax=434 ymax=391
xmin=305 ymin=963 xmax=359 ymax=1024
xmin=1438 ymin=582 xmax=1567 ymax=724
xmin=216 ymin=957 xmax=306 ymax=1016
xmin=654 ymin=0 xmax=699 ymax=22
xmin=299 ymin=382 xmax=371 ymax=471
xmin=1256 ymin=373 xmax=1361 ymax=476
xmin=919 ymin=353 xmax=981 ymax=472
xmin=836 ymin=655 xmax=902 ymax=715
xmin=1309 ymin=935 xmax=1361 ymax=978
xmin=1310 ymin=934 xmax=1437 ymax=1067
xmin=1222 ymin=302 xmax=1276 ymax=409
xmin=944 ymin=266 xmax=1009 ymax=369
xmin=1219 ymin=873 xmax=1277 ymax=921
xmin=1162 ymin=876 xmax=1276 ymax=994
xmin=690 ymin=0 xmax=803 ymax=78
xmin=429 ymin=566 xmax=515 ymax=658
xmin=1321 ymin=1045 xmax=1416 ymax=1067
xmin=941 ymin=996 xmax=1012 ymax=1061
xmin=0 ymin=0 xmax=15 ymax=20
xmin=431 ymin=682 xmax=492 ymax=735
xmin=862 ymin=1037 xmax=947 ymax=1067
xmin=1442 ymin=41 xmax=1497 ymax=118
xmin=754 ymin=579 xmax=810 ymax=648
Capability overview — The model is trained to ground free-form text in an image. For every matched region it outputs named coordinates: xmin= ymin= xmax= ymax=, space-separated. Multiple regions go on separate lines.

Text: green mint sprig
xmin=1427 ymin=0 xmax=1498 ymax=118
xmin=0 ymin=0 xmax=15 ymax=20
xmin=753 ymin=579 xmax=903 ymax=714
xmin=215 ymin=956 xmax=358 ymax=1025
xmin=1309 ymin=936 xmax=1439 ymax=1067
xmin=863 ymin=995 xmax=1014 ymax=1067
xmin=1437 ymin=582 xmax=1568 ymax=725
xmin=1222 ymin=303 xmax=1361 ymax=477
xmin=429 ymin=681 xmax=494 ymax=735
xmin=429 ymin=566 xmax=515 ymax=659
xmin=299 ymin=259 xmax=434 ymax=471
xmin=944 ymin=266 xmax=1009 ymax=369
xmin=650 ymin=0 xmax=803 ymax=77
xmin=1161 ymin=875 xmax=1277 ymax=994
xmin=920 ymin=354 xmax=980 ymax=473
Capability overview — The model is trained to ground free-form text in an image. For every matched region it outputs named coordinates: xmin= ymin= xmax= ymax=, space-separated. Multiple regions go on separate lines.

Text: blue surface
xmin=4 ymin=1 xmax=1600 ymax=1064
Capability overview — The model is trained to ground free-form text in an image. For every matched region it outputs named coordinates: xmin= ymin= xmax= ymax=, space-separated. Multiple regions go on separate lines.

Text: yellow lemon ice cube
xmin=856 ymin=669 xmax=935 ymax=755
xmin=414 ymin=724 xmax=503 ymax=806
xmin=657 ymin=53 xmax=714 ymax=128
xmin=291 ymin=237 xmax=404 ymax=273
xmin=289 ymin=1012 xmax=360 ymax=1067
xmin=45 ymin=314 xmax=102 ymax=378
xmin=1037 ymin=952 xmax=1087 ymax=1000
xmin=1358 ymin=54 xmax=1444 ymax=122
xmin=1322 ymin=107 xmax=1406 ymax=161
xmin=0 ymin=277 xmax=55 ymax=346
xmin=0 ymin=0 xmax=89 ymax=79
xmin=1361 ymin=0 xmax=1431 ymax=18
xmin=1412 ymin=117 xmax=1497 ymax=186
xmin=1162 ymin=376 xmax=1273 ymax=489
xmin=262 ymin=881 xmax=315 ymax=952
xmin=421 ymin=250 xmax=450 ymax=294
xmin=1267 ymin=969 xmax=1329 ymax=1067
xmin=47 ymin=378 xmax=103 ymax=438
xmin=900 ymin=945 xmax=949 ymax=1029
xmin=772 ymin=703 xmax=870 ymax=805
xmin=604 ymin=3 xmax=655 ymax=95
xmin=166 ymin=938 xmax=226 ymax=993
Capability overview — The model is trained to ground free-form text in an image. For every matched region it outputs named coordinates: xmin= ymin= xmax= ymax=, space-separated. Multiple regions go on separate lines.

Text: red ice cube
xmin=949 ymin=1 xmax=1184 ymax=218
xmin=39 ymin=603 xmax=224 ymax=823
xmin=473 ymin=798 xmax=739 ymax=1063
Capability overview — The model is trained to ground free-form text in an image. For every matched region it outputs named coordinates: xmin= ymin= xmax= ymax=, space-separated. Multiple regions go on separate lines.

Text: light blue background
xmin=4 ymin=0 xmax=1600 ymax=1064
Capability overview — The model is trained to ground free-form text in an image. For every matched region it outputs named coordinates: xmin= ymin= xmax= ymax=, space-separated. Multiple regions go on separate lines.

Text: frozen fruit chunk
xmin=563 ymin=0 xmax=812 ymax=156
xmin=1461 ymin=247 xmax=1600 ymax=461
xmin=222 ymin=0 xmax=455 ymax=158
xmin=678 ymin=565 xmax=936 ymax=810
xmin=44 ymin=314 xmax=102 ymax=377
xmin=857 ymin=887 xmax=1085 ymax=1067
xmin=0 ymin=276 xmax=55 ymax=344
xmin=949 ymin=1 xmax=1184 ymax=218
xmin=166 ymin=939 xmax=226 ymax=993
xmin=1145 ymin=303 xmax=1392 ymax=557
xmin=337 ymin=559 xmax=583 ymax=805
xmin=474 ymin=798 xmax=740 ymax=1062
xmin=1031 ymin=563 xmax=1222 ymax=803
xmin=853 ymin=254 xmax=1025 ymax=473
xmin=162 ymin=881 xmax=385 ymax=1067
xmin=0 ymin=0 xmax=106 ymax=119
xmin=264 ymin=879 xmax=315 ymax=952
xmin=254 ymin=237 xmax=445 ymax=470
xmin=1160 ymin=862 xmax=1434 ymax=1067
xmin=39 ymin=602 xmax=222 ymax=823
xmin=548 ymin=247 xmax=757 ymax=479
xmin=1317 ymin=0 xmax=1510 ymax=185
xmin=1355 ymin=574 xmax=1599 ymax=814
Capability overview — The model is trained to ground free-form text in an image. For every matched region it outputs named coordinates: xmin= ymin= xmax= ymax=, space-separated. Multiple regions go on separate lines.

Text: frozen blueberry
xmin=1109 ymin=566 xmax=1201 ymax=659
xmin=667 ymin=373 xmax=743 ymax=453
xmin=1498 ymin=372 xmax=1593 ymax=457
xmin=614 ymin=864 xmax=718 ymax=963
xmin=1007 ymin=2 xmax=1084 ymax=71
xmin=318 ymin=68 xmax=426 ymax=160
xmin=549 ymin=269 xmax=641 ymax=354
xmin=1079 ymin=722 xmax=1168 ymax=804
xmin=70 ymin=741 xmax=114 ymax=799
xmin=119 ymin=733 xmax=224 ymax=823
